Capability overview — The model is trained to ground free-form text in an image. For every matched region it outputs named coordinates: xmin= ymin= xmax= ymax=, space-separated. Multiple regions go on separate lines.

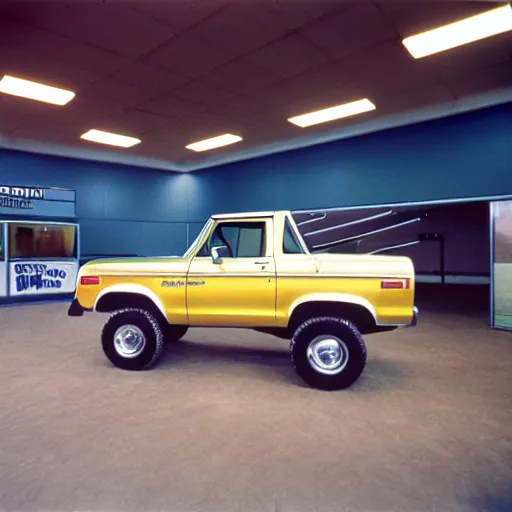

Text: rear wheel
xmin=101 ymin=308 xmax=164 ymax=371
xmin=290 ymin=317 xmax=367 ymax=390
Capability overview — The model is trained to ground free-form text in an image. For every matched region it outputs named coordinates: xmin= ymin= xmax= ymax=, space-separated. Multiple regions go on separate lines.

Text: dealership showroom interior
xmin=1 ymin=0 xmax=512 ymax=511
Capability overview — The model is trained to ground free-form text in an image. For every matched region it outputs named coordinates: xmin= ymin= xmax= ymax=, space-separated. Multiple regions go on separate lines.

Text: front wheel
xmin=101 ymin=308 xmax=165 ymax=371
xmin=290 ymin=317 xmax=367 ymax=390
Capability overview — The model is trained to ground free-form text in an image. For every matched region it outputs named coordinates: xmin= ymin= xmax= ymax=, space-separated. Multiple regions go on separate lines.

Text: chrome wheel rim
xmin=114 ymin=325 xmax=146 ymax=358
xmin=307 ymin=335 xmax=349 ymax=375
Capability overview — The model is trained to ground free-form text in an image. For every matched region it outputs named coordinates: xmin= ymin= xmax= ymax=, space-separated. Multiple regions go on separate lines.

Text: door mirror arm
xmin=211 ymin=245 xmax=230 ymax=264
xmin=211 ymin=247 xmax=221 ymax=264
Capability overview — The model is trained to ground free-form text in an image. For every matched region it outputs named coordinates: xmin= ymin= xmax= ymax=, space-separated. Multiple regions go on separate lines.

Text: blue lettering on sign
xmin=14 ymin=263 xmax=68 ymax=292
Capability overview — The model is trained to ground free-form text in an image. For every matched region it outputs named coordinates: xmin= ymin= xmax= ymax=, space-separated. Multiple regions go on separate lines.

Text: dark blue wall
xmin=1 ymin=102 xmax=511 ymax=256
xmin=0 ymin=150 xmax=191 ymax=256
xmin=188 ymin=102 xmax=512 ymax=218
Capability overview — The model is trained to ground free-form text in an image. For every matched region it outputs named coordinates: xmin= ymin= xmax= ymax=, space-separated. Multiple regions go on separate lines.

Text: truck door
xmin=186 ymin=217 xmax=277 ymax=327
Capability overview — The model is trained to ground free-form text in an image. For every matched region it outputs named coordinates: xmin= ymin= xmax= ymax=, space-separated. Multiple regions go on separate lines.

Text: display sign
xmin=0 ymin=185 xmax=45 ymax=211
xmin=0 ymin=184 xmax=76 ymax=218
xmin=9 ymin=260 xmax=79 ymax=296
xmin=490 ymin=200 xmax=512 ymax=329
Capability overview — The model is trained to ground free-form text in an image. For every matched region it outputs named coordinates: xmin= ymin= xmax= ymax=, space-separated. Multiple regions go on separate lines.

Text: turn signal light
xmin=80 ymin=276 xmax=100 ymax=285
xmin=381 ymin=279 xmax=410 ymax=289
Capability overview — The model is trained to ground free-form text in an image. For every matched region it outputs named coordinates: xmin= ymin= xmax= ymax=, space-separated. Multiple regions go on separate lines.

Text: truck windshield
xmin=183 ymin=219 xmax=213 ymax=258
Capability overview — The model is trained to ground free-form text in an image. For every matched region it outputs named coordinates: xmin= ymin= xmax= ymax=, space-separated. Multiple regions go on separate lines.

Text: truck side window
xmin=197 ymin=221 xmax=266 ymax=258
xmin=283 ymin=218 xmax=304 ymax=254
xmin=237 ymin=225 xmax=265 ymax=257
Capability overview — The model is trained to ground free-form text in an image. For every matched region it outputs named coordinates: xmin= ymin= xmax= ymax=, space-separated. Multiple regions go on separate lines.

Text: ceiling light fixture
xmin=402 ymin=4 xmax=512 ymax=59
xmin=288 ymin=99 xmax=376 ymax=128
xmin=0 ymin=75 xmax=75 ymax=105
xmin=186 ymin=134 xmax=243 ymax=152
xmin=80 ymin=129 xmax=141 ymax=148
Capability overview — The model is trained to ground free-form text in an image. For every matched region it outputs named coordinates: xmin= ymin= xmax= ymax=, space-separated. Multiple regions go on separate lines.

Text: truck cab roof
xmin=211 ymin=211 xmax=289 ymax=220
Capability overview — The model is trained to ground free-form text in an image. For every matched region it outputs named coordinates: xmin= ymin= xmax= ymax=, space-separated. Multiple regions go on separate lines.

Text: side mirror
xmin=211 ymin=245 xmax=229 ymax=264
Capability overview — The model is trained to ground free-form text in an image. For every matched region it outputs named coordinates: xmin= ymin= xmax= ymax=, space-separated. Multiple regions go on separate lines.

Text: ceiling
xmin=1 ymin=0 xmax=512 ymax=172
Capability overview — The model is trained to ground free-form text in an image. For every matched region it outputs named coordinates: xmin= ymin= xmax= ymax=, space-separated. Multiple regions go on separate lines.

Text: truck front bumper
xmin=68 ymin=298 xmax=85 ymax=317
xmin=408 ymin=306 xmax=419 ymax=327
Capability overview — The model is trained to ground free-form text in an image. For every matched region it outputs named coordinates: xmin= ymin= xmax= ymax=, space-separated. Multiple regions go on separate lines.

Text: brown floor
xmin=1 ymin=285 xmax=511 ymax=512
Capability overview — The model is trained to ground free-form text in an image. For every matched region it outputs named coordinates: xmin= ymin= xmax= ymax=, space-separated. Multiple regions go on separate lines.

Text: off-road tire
xmin=101 ymin=308 xmax=165 ymax=371
xmin=164 ymin=325 xmax=189 ymax=343
xmin=290 ymin=316 xmax=367 ymax=390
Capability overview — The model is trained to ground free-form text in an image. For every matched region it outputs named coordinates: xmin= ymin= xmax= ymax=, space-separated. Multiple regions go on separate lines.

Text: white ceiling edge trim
xmin=0 ymin=135 xmax=183 ymax=172
xmin=0 ymin=87 xmax=511 ymax=173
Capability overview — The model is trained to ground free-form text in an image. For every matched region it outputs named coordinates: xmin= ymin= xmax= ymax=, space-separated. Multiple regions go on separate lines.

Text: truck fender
xmin=93 ymin=283 xmax=166 ymax=318
xmin=288 ymin=293 xmax=377 ymax=322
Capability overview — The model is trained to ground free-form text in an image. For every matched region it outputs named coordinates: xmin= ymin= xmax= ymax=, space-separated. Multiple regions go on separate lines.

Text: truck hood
xmin=81 ymin=256 xmax=190 ymax=275
xmin=313 ymin=252 xmax=415 ymax=278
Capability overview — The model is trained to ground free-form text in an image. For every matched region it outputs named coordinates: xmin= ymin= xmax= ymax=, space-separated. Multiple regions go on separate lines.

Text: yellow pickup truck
xmin=69 ymin=210 xmax=418 ymax=390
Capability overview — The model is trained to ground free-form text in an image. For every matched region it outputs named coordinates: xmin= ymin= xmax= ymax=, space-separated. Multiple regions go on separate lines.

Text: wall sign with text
xmin=0 ymin=184 xmax=76 ymax=218
xmin=9 ymin=261 xmax=79 ymax=296
xmin=0 ymin=185 xmax=45 ymax=210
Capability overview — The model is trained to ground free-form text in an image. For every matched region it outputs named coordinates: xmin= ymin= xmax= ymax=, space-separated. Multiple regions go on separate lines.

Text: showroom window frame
xmin=489 ymin=199 xmax=512 ymax=332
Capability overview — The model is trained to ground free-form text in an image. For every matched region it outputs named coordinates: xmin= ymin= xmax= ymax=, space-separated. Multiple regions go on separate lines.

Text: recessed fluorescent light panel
xmin=0 ymin=75 xmax=75 ymax=105
xmin=80 ymin=129 xmax=141 ymax=148
xmin=186 ymin=133 xmax=243 ymax=152
xmin=402 ymin=4 xmax=512 ymax=59
xmin=288 ymin=99 xmax=376 ymax=128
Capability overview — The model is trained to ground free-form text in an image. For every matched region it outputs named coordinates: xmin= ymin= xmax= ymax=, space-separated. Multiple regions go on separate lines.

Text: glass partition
xmin=490 ymin=200 xmax=512 ymax=329
xmin=8 ymin=222 xmax=77 ymax=260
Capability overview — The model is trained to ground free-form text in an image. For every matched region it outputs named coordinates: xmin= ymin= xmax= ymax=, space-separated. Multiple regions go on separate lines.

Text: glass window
xmin=219 ymin=225 xmax=240 ymax=255
xmin=9 ymin=223 xmax=77 ymax=259
xmin=238 ymin=226 xmax=264 ymax=257
xmin=283 ymin=218 xmax=305 ymax=254
xmin=197 ymin=221 xmax=266 ymax=258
